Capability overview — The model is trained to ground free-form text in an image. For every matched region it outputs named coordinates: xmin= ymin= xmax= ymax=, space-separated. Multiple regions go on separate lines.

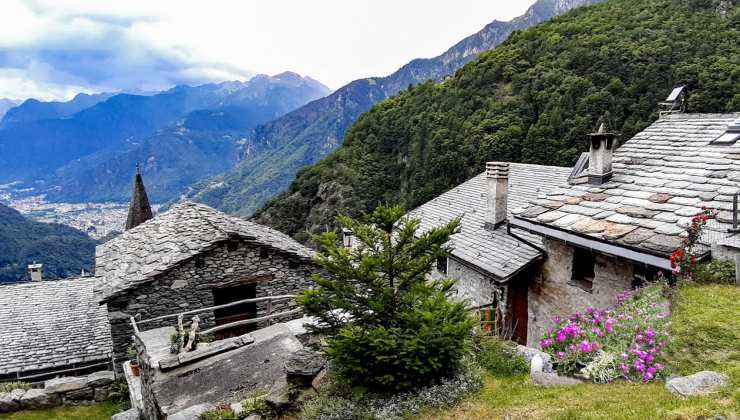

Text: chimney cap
xmin=486 ymin=161 xmax=510 ymax=178
xmin=589 ymin=121 xmax=617 ymax=138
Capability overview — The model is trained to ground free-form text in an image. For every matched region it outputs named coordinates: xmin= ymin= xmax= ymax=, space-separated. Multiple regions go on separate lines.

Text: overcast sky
xmin=0 ymin=0 xmax=536 ymax=101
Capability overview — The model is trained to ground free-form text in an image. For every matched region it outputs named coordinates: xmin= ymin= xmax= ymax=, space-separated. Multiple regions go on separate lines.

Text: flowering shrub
xmin=670 ymin=205 xmax=717 ymax=277
xmin=539 ymin=283 xmax=671 ymax=383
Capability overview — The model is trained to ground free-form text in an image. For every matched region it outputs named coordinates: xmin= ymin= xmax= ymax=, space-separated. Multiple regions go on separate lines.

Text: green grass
xmin=420 ymin=284 xmax=740 ymax=419
xmin=0 ymin=401 xmax=120 ymax=420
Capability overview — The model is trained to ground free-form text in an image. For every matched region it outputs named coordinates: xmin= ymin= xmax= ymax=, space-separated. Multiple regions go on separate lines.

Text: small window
xmin=570 ymin=248 xmax=595 ymax=292
xmin=195 ymin=257 xmax=205 ymax=269
xmin=288 ymin=260 xmax=299 ymax=269
xmin=259 ymin=248 xmax=269 ymax=259
xmin=436 ymin=256 xmax=448 ymax=275
xmin=227 ymin=241 xmax=239 ymax=252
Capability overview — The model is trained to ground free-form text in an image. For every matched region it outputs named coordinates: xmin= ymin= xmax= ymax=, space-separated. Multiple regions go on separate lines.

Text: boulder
xmin=285 ymin=349 xmax=326 ymax=378
xmin=86 ymin=370 xmax=115 ymax=387
xmin=111 ymin=407 xmax=142 ymax=420
xmin=45 ymin=376 xmax=87 ymax=394
xmin=666 ymin=371 xmax=729 ymax=397
xmin=64 ymin=386 xmax=94 ymax=401
xmin=94 ymin=386 xmax=110 ymax=402
xmin=167 ymin=403 xmax=214 ymax=420
xmin=531 ymin=372 xmax=583 ymax=387
xmin=20 ymin=388 xmax=60 ymax=410
xmin=264 ymin=377 xmax=291 ymax=411
xmin=311 ymin=368 xmax=332 ymax=392
xmin=515 ymin=345 xmax=554 ymax=373
xmin=0 ymin=389 xmax=26 ymax=412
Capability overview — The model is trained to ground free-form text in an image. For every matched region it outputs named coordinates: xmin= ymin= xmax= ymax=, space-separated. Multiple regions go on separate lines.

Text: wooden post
xmin=735 ymin=254 xmax=740 ymax=287
xmin=184 ymin=316 xmax=200 ymax=352
xmin=484 ymin=308 xmax=492 ymax=334
xmin=266 ymin=298 xmax=273 ymax=326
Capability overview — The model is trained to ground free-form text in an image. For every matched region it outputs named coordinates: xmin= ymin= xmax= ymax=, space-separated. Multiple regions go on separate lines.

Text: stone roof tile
xmin=94 ymin=202 xmax=314 ymax=301
xmin=0 ymin=278 xmax=112 ymax=376
xmin=514 ymin=113 xmax=740 ymax=258
xmin=407 ymin=163 xmax=571 ymax=280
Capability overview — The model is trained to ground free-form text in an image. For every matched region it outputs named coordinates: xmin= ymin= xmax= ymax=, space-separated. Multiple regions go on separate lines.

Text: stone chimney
xmin=485 ymin=162 xmax=510 ymax=230
xmin=588 ymin=122 xmax=617 ymax=185
xmin=28 ymin=262 xmax=43 ymax=281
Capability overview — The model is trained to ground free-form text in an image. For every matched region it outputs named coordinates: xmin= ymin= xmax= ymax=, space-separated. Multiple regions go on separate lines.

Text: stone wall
xmin=0 ymin=370 xmax=115 ymax=413
xmin=106 ymin=240 xmax=315 ymax=364
xmin=527 ymin=238 xmax=633 ymax=345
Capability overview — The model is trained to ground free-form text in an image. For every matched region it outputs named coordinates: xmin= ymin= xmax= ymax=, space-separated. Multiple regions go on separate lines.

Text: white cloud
xmin=0 ymin=0 xmax=536 ymax=100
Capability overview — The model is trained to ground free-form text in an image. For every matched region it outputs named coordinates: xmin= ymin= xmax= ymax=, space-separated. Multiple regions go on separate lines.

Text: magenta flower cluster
xmin=539 ymin=284 xmax=671 ymax=382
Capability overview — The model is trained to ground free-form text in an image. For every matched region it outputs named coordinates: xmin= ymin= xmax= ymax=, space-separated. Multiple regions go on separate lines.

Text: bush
xmin=298 ymin=206 xmax=476 ymax=392
xmin=301 ymin=364 xmax=483 ymax=420
xmin=198 ymin=407 xmax=239 ymax=420
xmin=474 ymin=335 xmax=528 ymax=377
xmin=692 ymin=259 xmax=735 ymax=285
xmin=539 ymin=283 xmax=671 ymax=382
xmin=0 ymin=382 xmax=31 ymax=393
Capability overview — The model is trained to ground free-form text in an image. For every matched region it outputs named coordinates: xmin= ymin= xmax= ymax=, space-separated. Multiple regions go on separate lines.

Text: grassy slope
xmin=421 ymin=285 xmax=740 ymax=419
xmin=0 ymin=401 xmax=119 ymax=420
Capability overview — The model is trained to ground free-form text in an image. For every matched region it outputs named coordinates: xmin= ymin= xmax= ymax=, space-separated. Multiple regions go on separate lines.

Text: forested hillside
xmin=0 ymin=204 xmax=95 ymax=282
xmin=255 ymin=0 xmax=740 ymax=242
xmin=185 ymin=0 xmax=603 ymax=216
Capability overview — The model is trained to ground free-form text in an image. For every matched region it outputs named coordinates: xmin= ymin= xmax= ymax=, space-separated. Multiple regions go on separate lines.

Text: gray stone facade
xmin=526 ymin=238 xmax=633 ymax=345
xmin=107 ymin=239 xmax=315 ymax=364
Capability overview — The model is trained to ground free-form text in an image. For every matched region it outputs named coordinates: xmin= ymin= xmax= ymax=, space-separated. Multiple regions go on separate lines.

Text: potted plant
xmin=128 ymin=346 xmax=141 ymax=377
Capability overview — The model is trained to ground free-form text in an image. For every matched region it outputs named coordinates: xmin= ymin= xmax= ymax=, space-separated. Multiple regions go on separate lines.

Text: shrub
xmin=198 ymin=407 xmax=239 ymax=420
xmin=474 ymin=335 xmax=528 ymax=377
xmin=692 ymin=259 xmax=735 ymax=285
xmin=0 ymin=382 xmax=31 ymax=393
xmin=301 ymin=363 xmax=483 ymax=420
xmin=539 ymin=283 xmax=671 ymax=382
xmin=298 ymin=206 xmax=476 ymax=392
xmin=239 ymin=394 xmax=270 ymax=417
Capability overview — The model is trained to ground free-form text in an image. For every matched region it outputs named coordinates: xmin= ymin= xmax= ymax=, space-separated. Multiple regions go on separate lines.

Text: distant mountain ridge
xmin=0 ymin=99 xmax=21 ymax=121
xmin=0 ymin=92 xmax=114 ymax=128
xmin=185 ymin=0 xmax=605 ymax=217
xmin=42 ymin=72 xmax=331 ymax=203
xmin=0 ymin=203 xmax=96 ymax=282
xmin=0 ymin=73 xmax=330 ymax=203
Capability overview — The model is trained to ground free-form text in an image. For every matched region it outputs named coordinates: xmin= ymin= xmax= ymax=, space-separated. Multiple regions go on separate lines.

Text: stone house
xmin=407 ymin=163 xmax=572 ymax=343
xmin=94 ymin=201 xmax=316 ymax=364
xmin=0 ymin=278 xmax=113 ymax=382
xmin=411 ymin=112 xmax=740 ymax=346
xmin=510 ymin=113 xmax=740 ymax=344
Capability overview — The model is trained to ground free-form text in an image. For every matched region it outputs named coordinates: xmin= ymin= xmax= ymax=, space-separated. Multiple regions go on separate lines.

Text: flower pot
xmin=130 ymin=361 xmax=141 ymax=377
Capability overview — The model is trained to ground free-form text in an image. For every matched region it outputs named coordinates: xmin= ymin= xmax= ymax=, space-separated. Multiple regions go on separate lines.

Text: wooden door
xmin=510 ymin=280 xmax=529 ymax=345
xmin=212 ymin=283 xmax=257 ymax=340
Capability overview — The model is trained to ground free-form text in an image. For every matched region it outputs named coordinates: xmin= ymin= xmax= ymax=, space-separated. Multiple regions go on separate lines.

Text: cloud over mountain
xmin=0 ymin=0 xmax=254 ymax=100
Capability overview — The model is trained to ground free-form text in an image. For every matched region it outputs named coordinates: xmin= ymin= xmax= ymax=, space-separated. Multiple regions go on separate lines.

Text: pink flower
xmin=580 ymin=340 xmax=592 ymax=353
xmin=556 ymin=331 xmax=567 ymax=342
xmin=557 ymin=351 xmax=566 ymax=359
xmin=540 ymin=339 xmax=553 ymax=348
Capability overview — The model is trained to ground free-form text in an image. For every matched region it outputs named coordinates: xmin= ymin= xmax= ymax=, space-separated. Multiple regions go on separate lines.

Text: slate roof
xmin=0 ymin=278 xmax=112 ymax=376
xmin=95 ymin=201 xmax=314 ymax=301
xmin=512 ymin=113 xmax=740 ymax=260
xmin=407 ymin=163 xmax=572 ymax=281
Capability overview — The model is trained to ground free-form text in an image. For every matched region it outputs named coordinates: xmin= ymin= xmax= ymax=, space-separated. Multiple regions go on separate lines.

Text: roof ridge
xmin=185 ymin=201 xmax=231 ymax=238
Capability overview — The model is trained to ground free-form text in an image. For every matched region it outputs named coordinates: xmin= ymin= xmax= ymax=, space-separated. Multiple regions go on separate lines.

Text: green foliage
xmin=198 ymin=407 xmax=239 ymax=420
xmin=255 ymin=0 xmax=740 ymax=240
xmin=106 ymin=377 xmax=130 ymax=406
xmin=0 ymin=204 xmax=96 ymax=282
xmin=0 ymin=382 xmax=31 ymax=393
xmin=298 ymin=206 xmax=476 ymax=391
xmin=692 ymin=259 xmax=736 ymax=285
xmin=474 ymin=335 xmax=528 ymax=377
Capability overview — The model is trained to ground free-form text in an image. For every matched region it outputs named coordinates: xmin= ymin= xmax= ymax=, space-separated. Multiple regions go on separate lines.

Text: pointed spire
xmin=125 ymin=163 xmax=153 ymax=230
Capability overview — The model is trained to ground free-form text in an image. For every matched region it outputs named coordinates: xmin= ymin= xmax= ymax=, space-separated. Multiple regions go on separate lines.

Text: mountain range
xmin=0 ymin=73 xmax=330 ymax=203
xmin=253 ymin=0 xmax=740 ymax=242
xmin=185 ymin=0 xmax=606 ymax=217
xmin=0 ymin=99 xmax=21 ymax=121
